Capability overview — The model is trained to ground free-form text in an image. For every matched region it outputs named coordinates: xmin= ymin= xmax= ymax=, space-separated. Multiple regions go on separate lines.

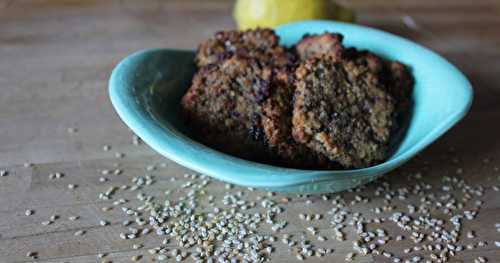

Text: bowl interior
xmin=109 ymin=20 xmax=472 ymax=191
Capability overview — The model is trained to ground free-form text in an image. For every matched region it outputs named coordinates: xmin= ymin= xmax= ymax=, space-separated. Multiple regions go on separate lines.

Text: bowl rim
xmin=109 ymin=20 xmax=473 ymax=188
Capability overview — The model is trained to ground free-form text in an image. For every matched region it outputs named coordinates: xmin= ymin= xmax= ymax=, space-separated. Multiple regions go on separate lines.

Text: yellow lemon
xmin=234 ymin=0 xmax=355 ymax=30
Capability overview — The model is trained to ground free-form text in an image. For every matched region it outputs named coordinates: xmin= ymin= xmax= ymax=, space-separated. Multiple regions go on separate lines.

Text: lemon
xmin=234 ymin=0 xmax=355 ymax=30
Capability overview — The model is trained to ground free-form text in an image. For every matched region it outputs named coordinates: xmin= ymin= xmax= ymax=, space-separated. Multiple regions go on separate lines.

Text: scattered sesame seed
xmin=74 ymin=230 xmax=85 ymax=236
xmin=19 ymin=144 xmax=494 ymax=263
xmin=26 ymin=251 xmax=37 ymax=258
xmin=132 ymin=135 xmax=141 ymax=145
xmin=133 ymin=244 xmax=143 ymax=250
xmin=101 ymin=206 xmax=112 ymax=212
xmin=345 ymin=252 xmax=355 ymax=261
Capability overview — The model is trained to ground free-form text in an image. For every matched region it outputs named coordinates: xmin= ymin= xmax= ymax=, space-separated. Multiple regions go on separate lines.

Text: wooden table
xmin=1 ymin=1 xmax=499 ymax=262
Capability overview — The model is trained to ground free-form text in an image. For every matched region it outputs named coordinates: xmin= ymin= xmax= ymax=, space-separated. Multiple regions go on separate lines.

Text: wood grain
xmin=1 ymin=0 xmax=499 ymax=262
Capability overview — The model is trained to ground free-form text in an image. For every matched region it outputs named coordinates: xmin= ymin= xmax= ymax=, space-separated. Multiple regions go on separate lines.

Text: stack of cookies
xmin=181 ymin=29 xmax=413 ymax=169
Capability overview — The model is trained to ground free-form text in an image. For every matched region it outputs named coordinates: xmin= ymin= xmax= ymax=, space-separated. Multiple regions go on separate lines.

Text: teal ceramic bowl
xmin=109 ymin=20 xmax=472 ymax=193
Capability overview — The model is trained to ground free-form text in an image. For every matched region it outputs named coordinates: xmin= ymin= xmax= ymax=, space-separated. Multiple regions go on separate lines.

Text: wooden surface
xmin=1 ymin=0 xmax=500 ymax=262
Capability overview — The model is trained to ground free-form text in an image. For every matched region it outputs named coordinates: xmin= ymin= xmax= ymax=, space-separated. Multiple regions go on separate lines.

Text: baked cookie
xmin=182 ymin=55 xmax=334 ymax=169
xmin=343 ymin=48 xmax=414 ymax=116
xmin=195 ymin=28 xmax=294 ymax=68
xmin=295 ymin=33 xmax=344 ymax=62
xmin=295 ymin=33 xmax=413 ymax=116
xmin=292 ymin=57 xmax=396 ymax=168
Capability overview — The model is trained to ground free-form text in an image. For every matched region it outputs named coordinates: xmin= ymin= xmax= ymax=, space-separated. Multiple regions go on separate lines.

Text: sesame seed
xmin=25 ymin=209 xmax=33 ymax=216
xmin=345 ymin=252 xmax=355 ymax=261
xmin=101 ymin=206 xmax=112 ymax=212
xmin=132 ymin=135 xmax=141 ymax=145
xmin=74 ymin=230 xmax=85 ymax=236
xmin=133 ymin=244 xmax=143 ymax=250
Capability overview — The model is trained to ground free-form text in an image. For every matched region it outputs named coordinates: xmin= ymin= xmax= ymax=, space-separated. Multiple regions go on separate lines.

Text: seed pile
xmin=95 ymin=158 xmax=498 ymax=262
xmin=13 ymin=140 xmax=500 ymax=262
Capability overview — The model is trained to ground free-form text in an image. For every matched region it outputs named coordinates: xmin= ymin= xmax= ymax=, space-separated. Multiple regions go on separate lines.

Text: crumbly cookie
xmin=182 ymin=55 xmax=334 ymax=169
xmin=295 ymin=33 xmax=413 ymax=116
xmin=195 ymin=28 xmax=294 ymax=68
xmin=343 ymin=48 xmax=414 ymax=116
xmin=292 ymin=57 xmax=396 ymax=168
xmin=295 ymin=33 xmax=344 ymax=62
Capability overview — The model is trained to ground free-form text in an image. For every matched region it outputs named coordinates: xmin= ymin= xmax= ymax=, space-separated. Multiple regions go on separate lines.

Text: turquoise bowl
xmin=109 ymin=20 xmax=472 ymax=193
